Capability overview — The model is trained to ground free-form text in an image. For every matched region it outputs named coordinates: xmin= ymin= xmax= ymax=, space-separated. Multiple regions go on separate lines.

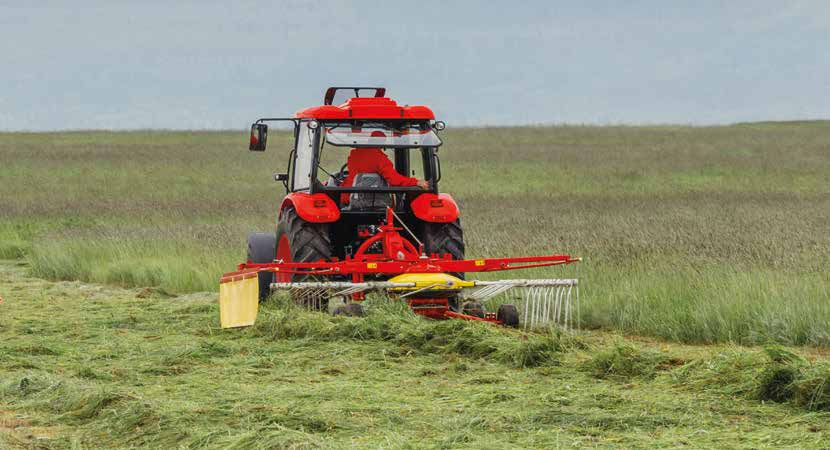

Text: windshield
xmin=324 ymin=122 xmax=442 ymax=148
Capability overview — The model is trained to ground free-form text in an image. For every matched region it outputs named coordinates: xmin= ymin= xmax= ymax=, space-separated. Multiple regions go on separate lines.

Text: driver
xmin=339 ymin=132 xmax=429 ymax=204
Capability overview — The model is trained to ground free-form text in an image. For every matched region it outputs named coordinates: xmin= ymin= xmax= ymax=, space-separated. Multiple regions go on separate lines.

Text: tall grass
xmin=0 ymin=124 xmax=828 ymax=345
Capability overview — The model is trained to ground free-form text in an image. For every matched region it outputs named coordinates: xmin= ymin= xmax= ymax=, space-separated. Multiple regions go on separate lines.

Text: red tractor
xmin=220 ymin=87 xmax=579 ymax=329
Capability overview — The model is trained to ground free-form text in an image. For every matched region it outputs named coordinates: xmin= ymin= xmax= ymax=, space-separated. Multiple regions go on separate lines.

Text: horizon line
xmin=1 ymin=119 xmax=828 ymax=134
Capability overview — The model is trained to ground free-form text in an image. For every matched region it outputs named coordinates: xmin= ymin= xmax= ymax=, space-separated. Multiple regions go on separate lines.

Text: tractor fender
xmin=410 ymin=193 xmax=459 ymax=223
xmin=279 ymin=193 xmax=340 ymax=223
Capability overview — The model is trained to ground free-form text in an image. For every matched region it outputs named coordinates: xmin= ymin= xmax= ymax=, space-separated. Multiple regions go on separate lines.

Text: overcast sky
xmin=1 ymin=1 xmax=828 ymax=130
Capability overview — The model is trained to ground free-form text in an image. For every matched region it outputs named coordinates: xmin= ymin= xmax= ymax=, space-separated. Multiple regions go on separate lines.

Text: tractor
xmin=219 ymin=87 xmax=579 ymax=329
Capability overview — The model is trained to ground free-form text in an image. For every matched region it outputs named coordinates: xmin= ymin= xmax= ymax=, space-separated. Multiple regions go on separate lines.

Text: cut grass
xmin=255 ymin=295 xmax=579 ymax=368
xmin=0 ymin=261 xmax=828 ymax=448
xmin=583 ymin=340 xmax=674 ymax=380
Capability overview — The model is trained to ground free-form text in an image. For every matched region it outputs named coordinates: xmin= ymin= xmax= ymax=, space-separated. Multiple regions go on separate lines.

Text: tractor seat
xmin=344 ymin=173 xmax=393 ymax=210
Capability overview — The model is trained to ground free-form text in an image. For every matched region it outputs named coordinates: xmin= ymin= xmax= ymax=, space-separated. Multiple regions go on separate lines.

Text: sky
xmin=1 ymin=1 xmax=828 ymax=130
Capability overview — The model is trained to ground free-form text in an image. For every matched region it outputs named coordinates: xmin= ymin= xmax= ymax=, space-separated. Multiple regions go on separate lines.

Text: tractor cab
xmin=246 ymin=87 xmax=463 ymax=274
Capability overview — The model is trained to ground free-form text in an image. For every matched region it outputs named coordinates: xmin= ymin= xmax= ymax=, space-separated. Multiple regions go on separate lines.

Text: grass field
xmin=1 ymin=124 xmax=829 ymax=447
xmin=1 ymin=124 xmax=828 ymax=345
xmin=1 ymin=261 xmax=829 ymax=448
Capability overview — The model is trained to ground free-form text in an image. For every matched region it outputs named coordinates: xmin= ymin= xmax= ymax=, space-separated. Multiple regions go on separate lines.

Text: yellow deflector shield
xmin=219 ymin=273 xmax=259 ymax=328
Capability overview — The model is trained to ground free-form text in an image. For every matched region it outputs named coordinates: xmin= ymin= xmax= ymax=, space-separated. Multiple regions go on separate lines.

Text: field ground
xmin=1 ymin=260 xmax=828 ymax=448
xmin=0 ymin=124 xmax=829 ymax=447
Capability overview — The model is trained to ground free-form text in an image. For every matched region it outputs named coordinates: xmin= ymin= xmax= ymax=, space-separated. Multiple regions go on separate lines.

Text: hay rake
xmin=269 ymin=278 xmax=578 ymax=330
xmin=220 ymin=207 xmax=580 ymax=329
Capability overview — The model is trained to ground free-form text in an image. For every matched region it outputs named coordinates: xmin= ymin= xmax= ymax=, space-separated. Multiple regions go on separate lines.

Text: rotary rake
xmin=220 ymin=208 xmax=580 ymax=329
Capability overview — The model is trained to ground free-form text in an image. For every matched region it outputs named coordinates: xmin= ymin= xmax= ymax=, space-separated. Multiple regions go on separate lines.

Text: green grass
xmin=1 ymin=124 xmax=829 ymax=345
xmin=1 ymin=261 xmax=828 ymax=448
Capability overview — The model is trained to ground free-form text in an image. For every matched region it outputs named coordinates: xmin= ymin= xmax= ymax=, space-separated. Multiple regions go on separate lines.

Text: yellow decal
xmin=367 ymin=263 xmax=378 ymax=269
xmin=475 ymin=259 xmax=485 ymax=266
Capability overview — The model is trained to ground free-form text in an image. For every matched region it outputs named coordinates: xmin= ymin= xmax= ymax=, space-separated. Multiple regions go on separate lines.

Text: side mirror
xmin=249 ymin=123 xmax=268 ymax=151
xmin=274 ymin=172 xmax=288 ymax=191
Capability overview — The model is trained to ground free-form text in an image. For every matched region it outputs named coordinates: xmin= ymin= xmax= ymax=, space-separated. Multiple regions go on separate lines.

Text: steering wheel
xmin=335 ymin=163 xmax=349 ymax=184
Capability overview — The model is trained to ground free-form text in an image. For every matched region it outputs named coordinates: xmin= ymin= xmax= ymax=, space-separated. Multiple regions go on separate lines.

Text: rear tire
xmin=423 ymin=219 xmax=465 ymax=310
xmin=461 ymin=301 xmax=485 ymax=318
xmin=247 ymin=232 xmax=276 ymax=302
xmin=276 ymin=207 xmax=333 ymax=308
xmin=497 ymin=304 xmax=520 ymax=328
xmin=333 ymin=303 xmax=365 ymax=317
xmin=423 ymin=219 xmax=465 ymax=263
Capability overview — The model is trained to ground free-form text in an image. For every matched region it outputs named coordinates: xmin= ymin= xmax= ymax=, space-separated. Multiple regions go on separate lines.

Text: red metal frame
xmin=222 ymin=207 xmax=579 ymax=283
xmin=407 ymin=298 xmax=503 ymax=324
xmin=231 ymin=254 xmax=578 ymax=279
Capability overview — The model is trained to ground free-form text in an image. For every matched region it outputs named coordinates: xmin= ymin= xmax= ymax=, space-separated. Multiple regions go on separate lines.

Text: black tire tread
xmin=423 ymin=219 xmax=465 ymax=283
xmin=247 ymin=232 xmax=276 ymax=302
xmin=461 ymin=300 xmax=485 ymax=318
xmin=497 ymin=304 xmax=520 ymax=328
xmin=280 ymin=207 xmax=332 ymax=265
xmin=423 ymin=219 xmax=464 ymax=260
xmin=333 ymin=303 xmax=365 ymax=317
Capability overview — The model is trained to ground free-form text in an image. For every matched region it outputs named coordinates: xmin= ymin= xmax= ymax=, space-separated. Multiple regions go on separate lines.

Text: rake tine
xmin=543 ymin=286 xmax=553 ymax=327
xmin=468 ymin=284 xmax=502 ymax=301
xmin=527 ymin=287 xmax=535 ymax=328
xmin=532 ymin=286 xmax=541 ymax=329
xmin=481 ymin=284 xmax=513 ymax=300
xmin=555 ymin=285 xmax=563 ymax=329
xmin=399 ymin=283 xmax=446 ymax=298
xmin=565 ymin=284 xmax=573 ymax=330
xmin=551 ymin=286 xmax=562 ymax=324
xmin=467 ymin=285 xmax=495 ymax=300
xmin=334 ymin=286 xmax=369 ymax=296
xmin=471 ymin=284 xmax=505 ymax=300
xmin=526 ymin=287 xmax=534 ymax=329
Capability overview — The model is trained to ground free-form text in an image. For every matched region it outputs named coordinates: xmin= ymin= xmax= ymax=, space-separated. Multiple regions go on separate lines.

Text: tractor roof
xmin=294 ymin=88 xmax=435 ymax=121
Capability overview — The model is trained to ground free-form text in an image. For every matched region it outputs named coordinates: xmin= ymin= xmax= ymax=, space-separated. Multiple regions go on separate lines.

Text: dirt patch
xmin=0 ymin=409 xmax=27 ymax=429
xmin=136 ymin=287 xmax=175 ymax=299
xmin=0 ymin=408 xmax=59 ymax=446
